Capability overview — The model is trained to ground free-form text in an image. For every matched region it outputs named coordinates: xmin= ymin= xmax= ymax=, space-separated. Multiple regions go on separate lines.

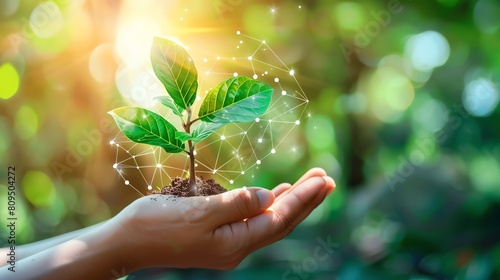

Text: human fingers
xmin=272 ymin=183 xmax=292 ymax=198
xmin=293 ymin=168 xmax=327 ymax=187
xmin=248 ymin=176 xmax=334 ymax=248
xmin=273 ymin=167 xmax=328 ymax=204
xmin=206 ymin=187 xmax=275 ymax=227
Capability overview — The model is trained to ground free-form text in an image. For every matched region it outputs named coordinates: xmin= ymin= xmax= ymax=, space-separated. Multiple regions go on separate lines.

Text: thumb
xmin=209 ymin=187 xmax=274 ymax=226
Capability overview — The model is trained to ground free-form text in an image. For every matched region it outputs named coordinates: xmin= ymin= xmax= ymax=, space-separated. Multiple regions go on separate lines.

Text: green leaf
xmin=175 ymin=131 xmax=194 ymax=142
xmin=198 ymin=76 xmax=273 ymax=123
xmin=191 ymin=122 xmax=226 ymax=143
xmin=154 ymin=96 xmax=183 ymax=116
xmin=151 ymin=37 xmax=198 ymax=110
xmin=108 ymin=107 xmax=184 ymax=153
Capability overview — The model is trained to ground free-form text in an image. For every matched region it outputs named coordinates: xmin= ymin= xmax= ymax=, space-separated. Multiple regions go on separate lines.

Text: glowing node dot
xmin=306 ymin=99 xmax=309 ymax=103
xmin=180 ymin=17 xmax=183 ymax=21
xmin=271 ymin=149 xmax=276 ymax=154
xmin=244 ymin=131 xmax=248 ymax=134
xmin=213 ymin=170 xmax=217 ymax=174
xmin=196 ymin=96 xmax=201 ymax=101
xmin=193 ymin=150 xmax=197 ymax=155
xmin=125 ymin=180 xmax=129 ymax=185
xmin=253 ymin=74 xmax=258 ymax=79
xmin=255 ymin=117 xmax=260 ymax=122
xmin=295 ymin=120 xmax=300 ymax=125
xmin=113 ymin=164 xmax=118 ymax=169
xmin=248 ymin=56 xmax=252 ymax=61
xmin=289 ymin=69 xmax=295 ymax=76
xmin=206 ymin=197 xmax=210 ymax=201
xmin=258 ymin=138 xmax=263 ymax=143
xmin=241 ymin=171 xmax=245 ymax=175
xmin=265 ymin=71 xmax=268 ymax=75
xmin=232 ymin=57 xmax=236 ymax=60
xmin=274 ymin=78 xmax=279 ymax=83
xmin=109 ymin=140 xmax=114 ymax=145
xmin=230 ymin=180 xmax=234 ymax=184
xmin=220 ymin=135 xmax=226 ymax=140
xmin=132 ymin=155 xmax=135 ymax=158
xmin=136 ymin=166 xmax=139 ymax=169
xmin=271 ymin=8 xmax=275 ymax=13
xmin=116 ymin=144 xmax=120 ymax=147
xmin=269 ymin=119 xmax=272 ymax=123
xmin=195 ymin=163 xmax=198 ymax=167
xmin=262 ymin=40 xmax=266 ymax=43
xmin=203 ymin=58 xmax=208 ymax=62
xmin=156 ymin=163 xmax=162 ymax=168
xmin=236 ymin=31 xmax=241 ymax=35
xmin=205 ymin=71 xmax=209 ymax=75
xmin=237 ymin=46 xmax=240 ymax=49
xmin=233 ymin=72 xmax=238 ymax=77
xmin=256 ymin=160 xmax=261 ymax=165
xmin=148 ymin=185 xmax=152 ymax=190
xmin=240 ymin=40 xmax=243 ymax=44
xmin=299 ymin=5 xmax=302 ymax=8
xmin=217 ymin=56 xmax=220 ymax=60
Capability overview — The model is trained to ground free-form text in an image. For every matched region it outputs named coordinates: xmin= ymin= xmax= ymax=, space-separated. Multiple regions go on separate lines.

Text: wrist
xmin=109 ymin=209 xmax=160 ymax=273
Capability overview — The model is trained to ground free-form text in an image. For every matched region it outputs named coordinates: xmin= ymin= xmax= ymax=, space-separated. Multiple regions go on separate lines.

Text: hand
xmin=114 ymin=168 xmax=335 ymax=272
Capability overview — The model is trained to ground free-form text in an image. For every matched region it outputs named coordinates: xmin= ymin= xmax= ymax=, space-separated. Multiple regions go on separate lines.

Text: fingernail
xmin=256 ymin=189 xmax=273 ymax=208
xmin=323 ymin=176 xmax=336 ymax=195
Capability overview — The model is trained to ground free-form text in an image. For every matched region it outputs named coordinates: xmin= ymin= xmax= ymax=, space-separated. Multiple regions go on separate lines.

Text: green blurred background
xmin=1 ymin=0 xmax=500 ymax=279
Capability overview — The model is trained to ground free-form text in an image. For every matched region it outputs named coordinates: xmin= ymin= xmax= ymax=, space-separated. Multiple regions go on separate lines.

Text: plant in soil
xmin=109 ymin=37 xmax=273 ymax=197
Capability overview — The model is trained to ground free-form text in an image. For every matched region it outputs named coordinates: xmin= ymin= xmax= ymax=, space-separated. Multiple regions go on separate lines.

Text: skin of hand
xmin=115 ymin=167 xmax=335 ymax=273
xmin=0 ymin=168 xmax=335 ymax=279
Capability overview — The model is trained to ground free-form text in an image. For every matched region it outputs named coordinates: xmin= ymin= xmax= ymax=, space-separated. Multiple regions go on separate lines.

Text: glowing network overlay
xmin=110 ymin=32 xmax=309 ymax=196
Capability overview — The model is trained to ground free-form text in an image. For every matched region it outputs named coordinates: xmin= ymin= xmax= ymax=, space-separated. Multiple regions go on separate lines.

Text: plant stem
xmin=188 ymin=140 xmax=196 ymax=195
xmin=184 ymin=107 xmax=197 ymax=196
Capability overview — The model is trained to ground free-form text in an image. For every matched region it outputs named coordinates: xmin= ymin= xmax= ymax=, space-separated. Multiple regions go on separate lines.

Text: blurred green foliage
xmin=1 ymin=0 xmax=500 ymax=279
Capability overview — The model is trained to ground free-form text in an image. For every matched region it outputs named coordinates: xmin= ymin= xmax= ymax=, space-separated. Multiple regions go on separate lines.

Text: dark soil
xmin=151 ymin=176 xmax=227 ymax=197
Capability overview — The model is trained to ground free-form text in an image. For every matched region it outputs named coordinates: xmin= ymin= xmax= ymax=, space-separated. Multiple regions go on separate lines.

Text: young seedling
xmin=109 ymin=37 xmax=273 ymax=196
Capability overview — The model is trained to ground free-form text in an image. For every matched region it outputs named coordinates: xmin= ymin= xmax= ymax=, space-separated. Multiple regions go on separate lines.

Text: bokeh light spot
xmin=474 ymin=0 xmax=500 ymax=34
xmin=333 ymin=2 xmax=365 ymax=31
xmin=14 ymin=105 xmax=39 ymax=140
xmin=29 ymin=1 xmax=64 ymax=38
xmin=463 ymin=78 xmax=499 ymax=117
xmin=89 ymin=44 xmax=116 ymax=84
xmin=0 ymin=63 xmax=20 ymax=100
xmin=306 ymin=115 xmax=335 ymax=151
xmin=0 ymin=0 xmax=19 ymax=16
xmin=115 ymin=19 xmax=161 ymax=66
xmin=404 ymin=31 xmax=450 ymax=71
xmin=22 ymin=170 xmax=56 ymax=207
